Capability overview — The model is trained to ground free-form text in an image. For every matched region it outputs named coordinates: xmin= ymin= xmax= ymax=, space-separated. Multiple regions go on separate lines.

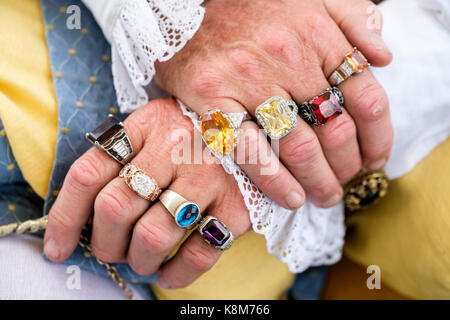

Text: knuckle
xmin=336 ymin=162 xmax=361 ymax=181
xmin=190 ymin=64 xmax=225 ymax=97
xmin=181 ymin=245 xmax=215 ymax=273
xmin=227 ymin=47 xmax=264 ymax=81
xmin=284 ymin=135 xmax=321 ymax=164
xmin=67 ymin=155 xmax=103 ymax=190
xmin=258 ymin=172 xmax=283 ymax=195
xmin=48 ymin=206 xmax=77 ymax=233
xmin=353 ymin=82 xmax=389 ymax=121
xmin=135 ymin=221 xmax=171 ymax=254
xmin=325 ymin=117 xmax=357 ymax=149
xmin=94 ymin=188 xmax=131 ymax=225
xmin=91 ymin=246 xmax=121 ymax=263
xmin=259 ymin=27 xmax=300 ymax=66
xmin=301 ymin=9 xmax=333 ymax=38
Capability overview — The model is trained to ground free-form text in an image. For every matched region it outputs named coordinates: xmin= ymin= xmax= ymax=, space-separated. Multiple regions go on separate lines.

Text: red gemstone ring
xmin=298 ymin=87 xmax=344 ymax=126
xmin=328 ymin=47 xmax=370 ymax=86
xmin=198 ymin=216 xmax=234 ymax=251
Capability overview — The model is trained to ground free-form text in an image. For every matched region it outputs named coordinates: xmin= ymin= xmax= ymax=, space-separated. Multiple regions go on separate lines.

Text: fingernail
xmin=44 ymin=238 xmax=60 ymax=260
xmin=158 ymin=275 xmax=172 ymax=289
xmin=285 ymin=192 xmax=304 ymax=210
xmin=367 ymin=157 xmax=387 ymax=170
xmin=370 ymin=34 xmax=391 ymax=54
xmin=321 ymin=193 xmax=343 ymax=208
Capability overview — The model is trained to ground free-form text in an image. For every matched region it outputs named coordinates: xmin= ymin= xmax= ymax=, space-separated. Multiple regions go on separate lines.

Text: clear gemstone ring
xmin=119 ymin=164 xmax=161 ymax=201
xmin=159 ymin=190 xmax=202 ymax=229
xmin=255 ymin=96 xmax=298 ymax=140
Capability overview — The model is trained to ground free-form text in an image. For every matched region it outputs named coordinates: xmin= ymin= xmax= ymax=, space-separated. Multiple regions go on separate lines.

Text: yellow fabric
xmin=0 ymin=0 xmax=294 ymax=299
xmin=0 ymin=0 xmax=58 ymax=199
xmin=344 ymin=138 xmax=450 ymax=299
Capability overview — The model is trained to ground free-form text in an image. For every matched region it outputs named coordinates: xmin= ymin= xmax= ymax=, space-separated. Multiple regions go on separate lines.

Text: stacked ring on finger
xmin=86 ymin=114 xmax=134 ymax=164
xmin=198 ymin=216 xmax=234 ymax=251
xmin=298 ymin=87 xmax=344 ymax=126
xmin=200 ymin=109 xmax=251 ymax=155
xmin=328 ymin=47 xmax=370 ymax=86
xmin=255 ymin=96 xmax=298 ymax=140
xmin=119 ymin=163 xmax=161 ymax=201
xmin=159 ymin=190 xmax=202 ymax=229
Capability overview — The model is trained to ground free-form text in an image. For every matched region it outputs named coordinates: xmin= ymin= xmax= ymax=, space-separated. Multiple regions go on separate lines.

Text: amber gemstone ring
xmin=328 ymin=47 xmax=370 ymax=86
xmin=200 ymin=109 xmax=251 ymax=156
xmin=299 ymin=87 xmax=344 ymax=126
xmin=255 ymin=97 xmax=298 ymax=140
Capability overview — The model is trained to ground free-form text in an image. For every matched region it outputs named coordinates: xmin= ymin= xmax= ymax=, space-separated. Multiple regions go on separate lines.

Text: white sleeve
xmin=82 ymin=0 xmax=205 ymax=113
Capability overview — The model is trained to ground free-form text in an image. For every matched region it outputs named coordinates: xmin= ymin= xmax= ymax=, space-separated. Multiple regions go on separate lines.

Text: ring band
xmin=86 ymin=114 xmax=134 ymax=164
xmin=328 ymin=47 xmax=369 ymax=86
xmin=119 ymin=164 xmax=161 ymax=201
xmin=255 ymin=96 xmax=298 ymax=140
xmin=198 ymin=216 xmax=234 ymax=251
xmin=200 ymin=109 xmax=251 ymax=155
xmin=298 ymin=87 xmax=344 ymax=126
xmin=159 ymin=190 xmax=202 ymax=228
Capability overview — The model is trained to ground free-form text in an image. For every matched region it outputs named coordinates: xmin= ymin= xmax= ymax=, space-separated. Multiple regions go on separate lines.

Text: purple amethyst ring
xmin=198 ymin=216 xmax=234 ymax=251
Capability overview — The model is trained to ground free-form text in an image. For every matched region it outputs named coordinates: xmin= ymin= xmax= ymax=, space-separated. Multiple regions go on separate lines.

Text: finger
xmin=232 ymin=81 xmax=345 ymax=208
xmin=43 ymin=100 xmax=154 ymax=262
xmin=90 ymin=141 xmax=175 ymax=262
xmin=325 ymin=0 xmax=392 ymax=67
xmin=157 ymin=193 xmax=250 ymax=289
xmin=127 ymin=165 xmax=222 ymax=275
xmin=320 ymin=19 xmax=393 ymax=170
xmin=194 ymin=97 xmax=306 ymax=211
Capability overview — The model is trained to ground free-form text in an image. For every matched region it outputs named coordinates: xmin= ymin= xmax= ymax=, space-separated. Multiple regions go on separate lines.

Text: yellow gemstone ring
xmin=255 ymin=96 xmax=298 ymax=140
xmin=200 ymin=109 xmax=251 ymax=155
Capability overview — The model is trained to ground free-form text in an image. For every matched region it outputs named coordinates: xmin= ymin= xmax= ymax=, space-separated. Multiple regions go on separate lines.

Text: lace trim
xmin=177 ymin=100 xmax=345 ymax=273
xmin=111 ymin=0 xmax=205 ymax=113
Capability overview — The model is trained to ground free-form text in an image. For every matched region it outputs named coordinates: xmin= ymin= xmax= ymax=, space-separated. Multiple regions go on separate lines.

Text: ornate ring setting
xmin=255 ymin=96 xmax=298 ymax=139
xmin=298 ymin=87 xmax=344 ymax=126
xmin=86 ymin=114 xmax=134 ymax=164
xmin=328 ymin=47 xmax=370 ymax=86
xmin=200 ymin=109 xmax=251 ymax=155
xmin=198 ymin=216 xmax=233 ymax=251
xmin=119 ymin=164 xmax=161 ymax=201
xmin=159 ymin=190 xmax=202 ymax=229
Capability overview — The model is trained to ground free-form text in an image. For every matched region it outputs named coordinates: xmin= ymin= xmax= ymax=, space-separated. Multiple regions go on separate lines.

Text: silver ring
xmin=328 ymin=47 xmax=370 ymax=86
xmin=255 ymin=96 xmax=298 ymax=140
xmin=159 ymin=190 xmax=202 ymax=229
xmin=298 ymin=87 xmax=344 ymax=126
xmin=86 ymin=114 xmax=134 ymax=164
xmin=198 ymin=216 xmax=234 ymax=251
xmin=119 ymin=164 xmax=161 ymax=201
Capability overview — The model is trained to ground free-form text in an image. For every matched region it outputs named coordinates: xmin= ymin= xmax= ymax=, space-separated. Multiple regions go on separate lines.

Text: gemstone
xmin=346 ymin=48 xmax=369 ymax=73
xmin=310 ymin=90 xmax=343 ymax=125
xmin=130 ymin=173 xmax=155 ymax=198
xmin=200 ymin=110 xmax=236 ymax=155
xmin=176 ymin=203 xmax=200 ymax=227
xmin=256 ymin=99 xmax=295 ymax=139
xmin=87 ymin=115 xmax=122 ymax=144
xmin=201 ymin=218 xmax=230 ymax=247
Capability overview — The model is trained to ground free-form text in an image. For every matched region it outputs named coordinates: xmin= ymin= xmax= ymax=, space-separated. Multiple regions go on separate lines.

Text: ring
xmin=159 ymin=190 xmax=202 ymax=228
xmin=255 ymin=96 xmax=298 ymax=140
xmin=198 ymin=216 xmax=234 ymax=251
xmin=298 ymin=87 xmax=344 ymax=126
xmin=119 ymin=164 xmax=161 ymax=201
xmin=86 ymin=114 xmax=134 ymax=164
xmin=328 ymin=47 xmax=370 ymax=86
xmin=200 ymin=109 xmax=251 ymax=155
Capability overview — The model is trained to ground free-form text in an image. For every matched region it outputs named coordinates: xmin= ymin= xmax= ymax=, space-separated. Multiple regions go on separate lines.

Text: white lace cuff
xmin=83 ymin=0 xmax=205 ymax=113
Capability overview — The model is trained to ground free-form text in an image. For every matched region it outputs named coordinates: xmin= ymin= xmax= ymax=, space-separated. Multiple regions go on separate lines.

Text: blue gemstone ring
xmin=159 ymin=190 xmax=202 ymax=229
